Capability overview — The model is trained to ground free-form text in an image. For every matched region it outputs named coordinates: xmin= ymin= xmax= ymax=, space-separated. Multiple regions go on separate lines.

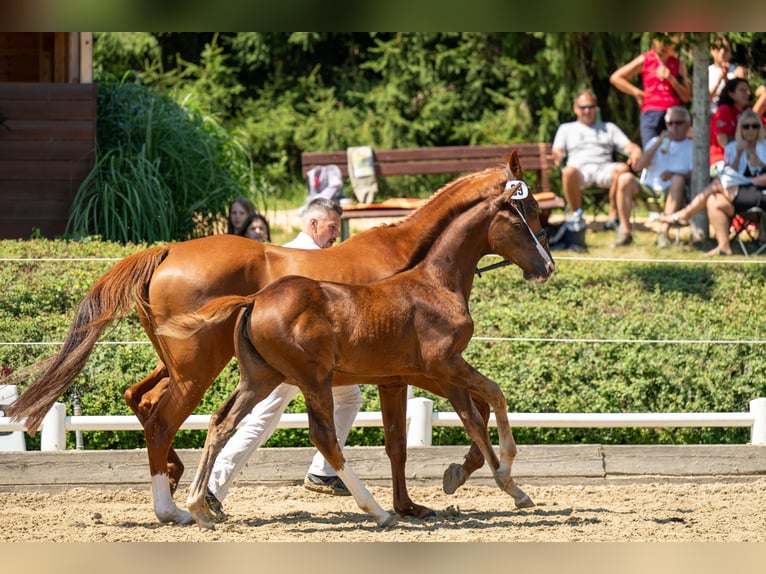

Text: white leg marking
xmin=152 ymin=474 xmax=193 ymax=524
xmin=335 ymin=466 xmax=397 ymax=528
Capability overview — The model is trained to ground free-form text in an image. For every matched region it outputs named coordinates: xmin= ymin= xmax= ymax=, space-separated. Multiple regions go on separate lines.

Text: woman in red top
xmin=710 ymin=77 xmax=756 ymax=168
xmin=611 ymin=36 xmax=691 ymax=148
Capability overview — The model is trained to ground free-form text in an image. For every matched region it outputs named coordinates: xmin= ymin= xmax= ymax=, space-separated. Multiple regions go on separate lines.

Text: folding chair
xmin=731 ymin=206 xmax=766 ymax=256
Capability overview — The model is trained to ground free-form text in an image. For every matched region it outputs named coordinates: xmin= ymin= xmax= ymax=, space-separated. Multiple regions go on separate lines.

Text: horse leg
xmin=442 ymin=393 xmax=490 ymax=495
xmin=123 ymin=362 xmax=184 ymax=493
xmin=186 ymin=373 xmax=284 ymax=530
xmin=404 ymin=376 xmax=488 ymax=496
xmin=303 ymin=377 xmax=396 ymax=528
xmin=378 ymin=382 xmax=435 ymax=518
xmin=439 ymin=359 xmax=533 ymax=509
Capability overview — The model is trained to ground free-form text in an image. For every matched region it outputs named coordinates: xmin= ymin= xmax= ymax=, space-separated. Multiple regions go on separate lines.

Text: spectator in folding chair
xmin=552 ymin=89 xmax=642 ymax=245
xmin=612 ymin=106 xmax=692 ymax=248
xmin=661 ymin=110 xmax=766 ymax=256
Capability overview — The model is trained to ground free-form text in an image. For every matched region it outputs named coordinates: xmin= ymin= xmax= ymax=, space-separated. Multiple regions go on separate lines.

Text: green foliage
xmin=89 ymin=32 xmax=766 ymax=208
xmin=2 ymin=239 xmax=766 ymax=451
xmin=67 ymin=78 xmax=259 ymax=244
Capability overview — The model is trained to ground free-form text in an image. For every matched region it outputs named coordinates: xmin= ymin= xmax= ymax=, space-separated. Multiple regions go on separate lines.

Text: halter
xmin=474 ymin=172 xmax=552 ymax=277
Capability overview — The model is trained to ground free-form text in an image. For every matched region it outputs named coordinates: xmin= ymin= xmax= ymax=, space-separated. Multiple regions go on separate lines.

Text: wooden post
xmin=690 ymin=38 xmax=711 ymax=244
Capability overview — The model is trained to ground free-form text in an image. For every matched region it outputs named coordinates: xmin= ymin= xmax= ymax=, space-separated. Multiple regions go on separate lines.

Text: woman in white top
xmin=661 ymin=110 xmax=766 ymax=255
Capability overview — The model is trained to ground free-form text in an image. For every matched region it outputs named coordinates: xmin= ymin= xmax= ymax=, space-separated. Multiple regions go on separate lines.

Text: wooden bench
xmin=301 ymin=144 xmax=565 ymax=239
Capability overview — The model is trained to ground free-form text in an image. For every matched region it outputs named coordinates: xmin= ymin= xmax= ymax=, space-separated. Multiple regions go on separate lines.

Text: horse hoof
xmin=157 ymin=508 xmax=194 ymax=525
xmin=378 ymin=513 xmax=398 ymax=528
xmin=442 ymin=463 xmax=467 ymax=495
xmin=514 ymin=494 xmax=535 ymax=509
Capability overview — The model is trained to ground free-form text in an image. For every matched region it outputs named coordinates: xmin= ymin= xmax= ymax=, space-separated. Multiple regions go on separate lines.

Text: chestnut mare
xmin=158 ymin=180 xmax=554 ymax=529
xmin=8 ymin=151 xmax=545 ymax=524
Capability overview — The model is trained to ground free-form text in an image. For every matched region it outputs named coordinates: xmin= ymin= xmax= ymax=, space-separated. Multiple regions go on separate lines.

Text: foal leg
xmin=436 ymin=360 xmax=533 ymax=509
xmin=186 ymin=372 xmax=284 ymax=530
xmin=442 ymin=394 xmax=490 ymax=495
xmin=303 ymin=378 xmax=397 ymax=528
xmin=378 ymin=382 xmax=435 ymax=518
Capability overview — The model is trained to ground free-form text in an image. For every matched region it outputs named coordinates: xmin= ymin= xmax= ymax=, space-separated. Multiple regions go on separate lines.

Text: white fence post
xmin=41 ymin=402 xmax=66 ymax=451
xmin=750 ymin=398 xmax=766 ymax=445
xmin=406 ymin=397 xmax=433 ymax=446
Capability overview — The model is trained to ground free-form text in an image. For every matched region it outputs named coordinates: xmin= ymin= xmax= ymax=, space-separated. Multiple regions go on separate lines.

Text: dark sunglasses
xmin=666 ymin=120 xmax=687 ymax=126
xmin=578 ymin=105 xmax=597 ymax=110
xmin=742 ymin=123 xmax=761 ymax=130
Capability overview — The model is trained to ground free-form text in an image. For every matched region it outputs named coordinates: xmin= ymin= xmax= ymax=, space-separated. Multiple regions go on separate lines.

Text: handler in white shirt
xmin=206 ymin=197 xmax=362 ymax=518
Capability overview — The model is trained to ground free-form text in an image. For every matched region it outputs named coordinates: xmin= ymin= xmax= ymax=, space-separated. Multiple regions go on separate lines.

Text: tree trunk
xmin=690 ymin=39 xmax=711 ymax=243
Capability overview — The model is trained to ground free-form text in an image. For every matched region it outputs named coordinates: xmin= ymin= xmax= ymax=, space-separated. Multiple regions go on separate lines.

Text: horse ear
xmin=507 ymin=150 xmax=522 ymax=179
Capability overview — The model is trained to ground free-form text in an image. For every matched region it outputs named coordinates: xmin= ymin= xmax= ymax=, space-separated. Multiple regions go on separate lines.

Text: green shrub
xmin=2 ymin=239 xmax=766 ymax=449
xmin=67 ymin=79 xmax=262 ymax=244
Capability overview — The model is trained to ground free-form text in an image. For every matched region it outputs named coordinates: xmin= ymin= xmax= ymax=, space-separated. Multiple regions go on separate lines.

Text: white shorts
xmin=575 ymin=162 xmax=620 ymax=189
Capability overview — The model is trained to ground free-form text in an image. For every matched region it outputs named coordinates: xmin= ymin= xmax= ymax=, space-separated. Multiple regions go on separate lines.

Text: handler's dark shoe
xmin=205 ymin=487 xmax=227 ymax=521
xmin=303 ymin=473 xmax=351 ymax=496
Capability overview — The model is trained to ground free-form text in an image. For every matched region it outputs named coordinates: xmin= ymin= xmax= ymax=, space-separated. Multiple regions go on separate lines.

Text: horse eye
xmin=512 ymin=222 xmax=523 ymax=231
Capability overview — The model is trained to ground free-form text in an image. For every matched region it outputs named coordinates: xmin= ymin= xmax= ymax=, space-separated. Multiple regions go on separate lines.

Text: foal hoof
xmin=514 ymin=494 xmax=535 ymax=509
xmin=442 ymin=463 xmax=467 ymax=495
xmin=378 ymin=513 xmax=398 ymax=528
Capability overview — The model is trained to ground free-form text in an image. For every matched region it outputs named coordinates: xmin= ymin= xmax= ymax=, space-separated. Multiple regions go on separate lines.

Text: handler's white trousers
xmin=207 ymin=383 xmax=362 ymax=502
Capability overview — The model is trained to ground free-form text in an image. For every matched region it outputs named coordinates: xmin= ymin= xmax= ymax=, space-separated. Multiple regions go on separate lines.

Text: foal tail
xmin=5 ymin=245 xmax=171 ymax=433
xmin=155 ymin=295 xmax=255 ymax=340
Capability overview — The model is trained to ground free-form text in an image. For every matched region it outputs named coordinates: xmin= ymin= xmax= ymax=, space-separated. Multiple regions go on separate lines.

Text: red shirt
xmin=710 ymin=104 xmax=746 ymax=166
xmin=641 ymin=49 xmax=682 ymax=112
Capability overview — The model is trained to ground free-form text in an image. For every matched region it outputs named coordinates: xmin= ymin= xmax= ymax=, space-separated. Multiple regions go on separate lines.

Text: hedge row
xmin=2 ymin=239 xmax=764 ymax=449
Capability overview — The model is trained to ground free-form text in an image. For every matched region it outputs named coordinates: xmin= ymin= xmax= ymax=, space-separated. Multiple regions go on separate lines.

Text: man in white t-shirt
xmin=613 ymin=106 xmax=693 ymax=248
xmin=205 ymin=197 xmax=363 ymax=519
xmin=552 ymin=89 xmax=642 ymax=238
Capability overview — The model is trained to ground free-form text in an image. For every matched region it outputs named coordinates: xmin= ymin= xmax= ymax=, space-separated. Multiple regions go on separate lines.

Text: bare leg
xmin=615 ymin=172 xmax=638 ymax=235
xmin=661 ymin=175 xmax=688 ymax=235
xmin=661 ymin=178 xmax=723 ymax=224
xmin=560 ymin=166 xmax=583 ymax=211
xmin=608 ymin=163 xmax=632 ymax=221
xmin=706 ymin=192 xmax=736 ymax=255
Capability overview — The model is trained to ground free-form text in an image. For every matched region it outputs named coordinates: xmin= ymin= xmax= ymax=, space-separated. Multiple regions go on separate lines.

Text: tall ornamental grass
xmin=67 ymin=79 xmax=261 ymax=244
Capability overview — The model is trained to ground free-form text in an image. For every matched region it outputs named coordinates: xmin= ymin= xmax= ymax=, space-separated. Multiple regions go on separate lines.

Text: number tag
xmin=505 ymin=180 xmax=529 ymax=200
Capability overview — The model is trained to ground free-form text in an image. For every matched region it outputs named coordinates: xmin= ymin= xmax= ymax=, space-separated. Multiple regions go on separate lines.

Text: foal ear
xmin=507 ymin=150 xmax=522 ymax=179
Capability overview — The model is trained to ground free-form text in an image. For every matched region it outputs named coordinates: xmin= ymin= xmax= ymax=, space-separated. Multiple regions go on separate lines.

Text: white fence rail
xmin=2 ymin=396 xmax=766 ymax=451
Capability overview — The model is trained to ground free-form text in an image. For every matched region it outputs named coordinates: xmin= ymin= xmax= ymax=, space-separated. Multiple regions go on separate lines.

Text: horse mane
xmin=379 ymin=166 xmax=506 ymax=272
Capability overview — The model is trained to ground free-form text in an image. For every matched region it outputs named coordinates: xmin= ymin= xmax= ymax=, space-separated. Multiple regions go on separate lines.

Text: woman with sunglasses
xmin=710 ymin=78 xmax=755 ymax=169
xmin=660 ymin=111 xmax=766 ymax=255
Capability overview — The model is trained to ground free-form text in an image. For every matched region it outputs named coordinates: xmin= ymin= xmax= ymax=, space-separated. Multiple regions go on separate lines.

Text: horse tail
xmin=155 ymin=295 xmax=255 ymax=340
xmin=5 ymin=245 xmax=171 ymax=433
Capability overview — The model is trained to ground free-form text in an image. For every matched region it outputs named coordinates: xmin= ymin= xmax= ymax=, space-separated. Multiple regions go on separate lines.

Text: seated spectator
xmin=226 ymin=197 xmax=257 ymax=235
xmin=240 ymin=213 xmax=271 ymax=242
xmin=610 ymin=35 xmax=691 ymax=148
xmin=552 ymin=89 xmax=642 ymax=245
xmin=613 ymin=106 xmax=693 ymax=248
xmin=661 ymin=110 xmax=766 ymax=256
xmin=709 ymin=35 xmax=746 ymax=113
xmin=710 ymin=78 xmax=761 ymax=170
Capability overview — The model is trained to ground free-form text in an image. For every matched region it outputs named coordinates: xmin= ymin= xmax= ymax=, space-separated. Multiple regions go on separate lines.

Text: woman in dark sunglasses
xmin=660 ymin=110 xmax=766 ymax=256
